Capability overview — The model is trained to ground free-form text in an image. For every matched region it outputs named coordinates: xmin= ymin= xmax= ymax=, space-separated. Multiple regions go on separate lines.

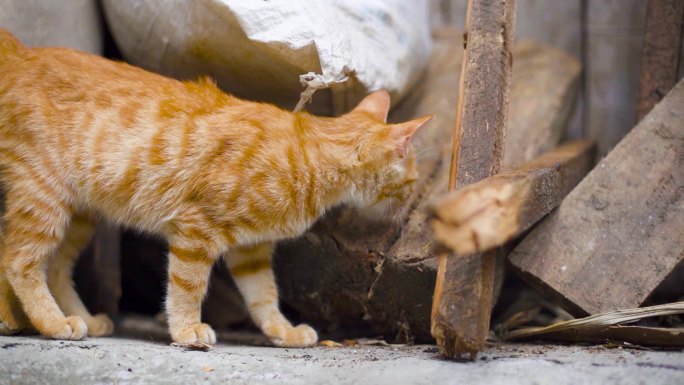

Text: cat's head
xmin=335 ymin=90 xmax=433 ymax=210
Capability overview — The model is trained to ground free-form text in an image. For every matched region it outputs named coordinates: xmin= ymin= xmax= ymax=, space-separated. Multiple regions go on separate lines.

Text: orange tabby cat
xmin=0 ymin=28 xmax=432 ymax=347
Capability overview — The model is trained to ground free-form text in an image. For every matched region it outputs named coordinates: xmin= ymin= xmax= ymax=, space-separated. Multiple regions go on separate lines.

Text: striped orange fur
xmin=0 ymin=28 xmax=432 ymax=347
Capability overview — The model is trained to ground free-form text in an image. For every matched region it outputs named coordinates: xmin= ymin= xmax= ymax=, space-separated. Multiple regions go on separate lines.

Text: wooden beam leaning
xmin=431 ymin=0 xmax=516 ymax=359
xmin=504 ymin=42 xmax=581 ymax=169
xmin=635 ymin=0 xmax=684 ymax=122
xmin=430 ymin=140 xmax=596 ymax=256
xmin=509 ymin=79 xmax=684 ymax=317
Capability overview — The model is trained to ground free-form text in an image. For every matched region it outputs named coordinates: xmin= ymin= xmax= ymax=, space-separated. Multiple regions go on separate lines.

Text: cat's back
xmin=0 ymin=27 xmax=187 ymax=156
xmin=0 ymin=28 xmax=191 ymax=216
xmin=1 ymin=34 xmax=177 ymax=102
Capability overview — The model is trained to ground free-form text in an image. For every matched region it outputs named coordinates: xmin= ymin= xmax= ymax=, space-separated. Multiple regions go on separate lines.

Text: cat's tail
xmin=0 ymin=28 xmax=25 ymax=59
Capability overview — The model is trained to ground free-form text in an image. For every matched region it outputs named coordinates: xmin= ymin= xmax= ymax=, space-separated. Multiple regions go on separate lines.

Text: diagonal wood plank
xmin=509 ymin=79 xmax=684 ymax=316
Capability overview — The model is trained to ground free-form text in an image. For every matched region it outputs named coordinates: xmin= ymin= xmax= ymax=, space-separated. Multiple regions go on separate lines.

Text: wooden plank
xmin=430 ymin=140 xmax=595 ymax=256
xmin=635 ymin=0 xmax=684 ymax=122
xmin=505 ymin=42 xmax=581 ymax=169
xmin=514 ymin=0 xmax=583 ymax=140
xmin=509 ymin=79 xmax=684 ymax=317
xmin=431 ymin=0 xmax=516 ymax=359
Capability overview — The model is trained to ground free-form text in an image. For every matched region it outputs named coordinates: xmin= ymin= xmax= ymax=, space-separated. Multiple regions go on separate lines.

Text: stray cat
xmin=0 ymin=28 xmax=432 ymax=347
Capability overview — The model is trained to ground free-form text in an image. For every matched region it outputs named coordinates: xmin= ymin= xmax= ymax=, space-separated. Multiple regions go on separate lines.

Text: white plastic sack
xmin=102 ymin=0 xmax=431 ymax=115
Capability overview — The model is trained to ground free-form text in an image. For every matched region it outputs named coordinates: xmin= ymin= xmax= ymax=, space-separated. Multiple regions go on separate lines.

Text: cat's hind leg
xmin=47 ymin=214 xmax=114 ymax=337
xmin=225 ymin=243 xmax=318 ymax=348
xmin=2 ymin=186 xmax=87 ymax=340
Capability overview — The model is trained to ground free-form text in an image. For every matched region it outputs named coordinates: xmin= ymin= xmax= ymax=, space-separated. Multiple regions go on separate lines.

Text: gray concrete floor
xmin=0 ymin=335 xmax=683 ymax=385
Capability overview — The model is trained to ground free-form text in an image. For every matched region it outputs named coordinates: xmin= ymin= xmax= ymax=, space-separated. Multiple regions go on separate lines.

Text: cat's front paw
xmin=86 ymin=313 xmax=114 ymax=337
xmin=171 ymin=323 xmax=216 ymax=345
xmin=45 ymin=316 xmax=88 ymax=340
xmin=264 ymin=322 xmax=318 ymax=348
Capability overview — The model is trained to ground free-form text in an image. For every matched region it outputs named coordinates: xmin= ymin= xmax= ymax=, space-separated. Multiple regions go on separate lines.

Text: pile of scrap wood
xmin=77 ymin=0 xmax=683 ymax=360
xmin=429 ymin=0 xmax=684 ymax=359
xmin=280 ymin=0 xmax=682 ymax=358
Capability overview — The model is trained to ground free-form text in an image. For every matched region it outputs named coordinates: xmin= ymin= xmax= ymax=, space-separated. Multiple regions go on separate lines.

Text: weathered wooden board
xmin=431 ymin=140 xmax=595 ymax=256
xmin=635 ymin=0 xmax=684 ymax=122
xmin=274 ymin=29 xmax=581 ymax=343
xmin=505 ymin=43 xmax=581 ymax=169
xmin=431 ymin=0 xmax=515 ymax=359
xmin=509 ymin=79 xmax=684 ymax=316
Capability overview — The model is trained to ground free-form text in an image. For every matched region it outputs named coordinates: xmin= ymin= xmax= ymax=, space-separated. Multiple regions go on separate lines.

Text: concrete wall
xmin=585 ymin=0 xmax=648 ymax=155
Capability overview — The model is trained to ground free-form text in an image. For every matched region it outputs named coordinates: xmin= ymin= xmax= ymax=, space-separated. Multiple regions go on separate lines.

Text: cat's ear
xmin=353 ymin=90 xmax=391 ymax=122
xmin=391 ymin=115 xmax=434 ymax=157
